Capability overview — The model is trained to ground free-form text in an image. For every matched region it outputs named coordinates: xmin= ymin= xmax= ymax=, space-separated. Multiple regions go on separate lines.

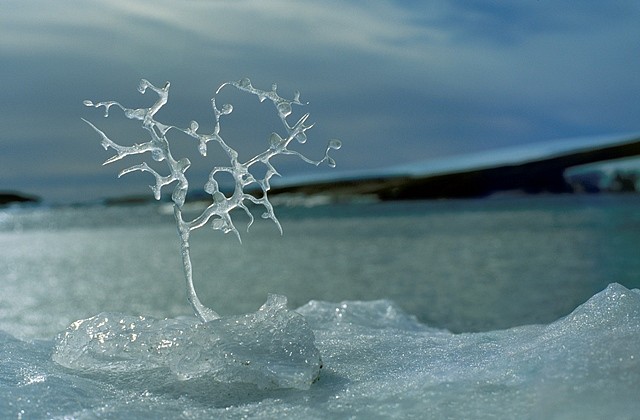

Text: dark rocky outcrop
xmin=271 ymin=135 xmax=640 ymax=200
xmin=0 ymin=191 xmax=41 ymax=206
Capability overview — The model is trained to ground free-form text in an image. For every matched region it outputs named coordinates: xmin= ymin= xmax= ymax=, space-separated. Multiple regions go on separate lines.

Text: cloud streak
xmin=1 ymin=0 xmax=639 ymax=203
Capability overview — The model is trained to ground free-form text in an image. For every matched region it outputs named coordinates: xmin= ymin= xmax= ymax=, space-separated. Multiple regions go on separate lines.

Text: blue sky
xmin=1 ymin=0 xmax=639 ymax=203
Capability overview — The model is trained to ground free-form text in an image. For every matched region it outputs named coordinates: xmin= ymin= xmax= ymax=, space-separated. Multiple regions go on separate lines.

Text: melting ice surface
xmin=1 ymin=283 xmax=639 ymax=418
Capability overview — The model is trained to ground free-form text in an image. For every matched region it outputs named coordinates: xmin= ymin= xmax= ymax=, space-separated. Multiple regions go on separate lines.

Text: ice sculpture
xmin=55 ymin=79 xmax=340 ymax=390
xmin=82 ymin=78 xmax=340 ymax=321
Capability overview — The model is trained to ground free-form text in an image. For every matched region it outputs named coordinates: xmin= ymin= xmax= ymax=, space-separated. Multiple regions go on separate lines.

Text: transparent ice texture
xmin=83 ymin=78 xmax=340 ymax=322
xmin=52 ymin=295 xmax=321 ymax=391
xmin=62 ymin=81 xmax=340 ymax=410
xmin=2 ymin=283 xmax=638 ymax=418
xmin=82 ymin=78 xmax=340 ymax=240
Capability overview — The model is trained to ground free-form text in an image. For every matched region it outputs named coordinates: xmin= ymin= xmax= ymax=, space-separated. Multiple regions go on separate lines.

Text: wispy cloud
xmin=1 ymin=0 xmax=639 ymax=202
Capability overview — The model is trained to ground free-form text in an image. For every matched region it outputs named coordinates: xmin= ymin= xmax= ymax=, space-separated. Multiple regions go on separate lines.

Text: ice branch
xmin=83 ymin=78 xmax=341 ymax=322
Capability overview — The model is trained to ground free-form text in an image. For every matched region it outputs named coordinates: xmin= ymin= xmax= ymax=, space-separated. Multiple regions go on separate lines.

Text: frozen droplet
xmin=83 ymin=100 xmax=94 ymax=107
xmin=211 ymin=218 xmax=226 ymax=230
xmin=198 ymin=142 xmax=207 ymax=156
xmin=150 ymin=185 xmax=161 ymax=200
xmin=138 ymin=79 xmax=149 ymax=93
xmin=189 ymin=120 xmax=199 ymax=132
xmin=220 ymin=104 xmax=233 ymax=115
xmin=204 ymin=179 xmax=217 ymax=194
xmin=277 ymin=102 xmax=292 ymax=118
xmin=329 ymin=139 xmax=342 ymax=150
xmin=238 ymin=78 xmax=251 ymax=88
xmin=151 ymin=149 xmax=164 ymax=161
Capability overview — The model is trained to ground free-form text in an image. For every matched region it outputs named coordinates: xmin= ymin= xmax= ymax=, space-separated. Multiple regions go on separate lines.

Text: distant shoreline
xmin=0 ymin=192 xmax=40 ymax=207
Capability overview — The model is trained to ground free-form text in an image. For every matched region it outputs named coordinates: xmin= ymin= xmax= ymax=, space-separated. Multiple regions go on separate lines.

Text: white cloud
xmin=2 ymin=0 xmax=640 ymax=202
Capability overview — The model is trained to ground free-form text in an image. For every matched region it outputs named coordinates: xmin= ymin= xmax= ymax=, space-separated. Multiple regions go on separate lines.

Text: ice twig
xmin=83 ymin=78 xmax=341 ymax=322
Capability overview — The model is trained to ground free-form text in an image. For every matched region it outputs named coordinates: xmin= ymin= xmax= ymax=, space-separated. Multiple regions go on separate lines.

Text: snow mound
xmin=52 ymin=294 xmax=321 ymax=391
xmin=295 ymin=283 xmax=640 ymax=418
xmin=5 ymin=284 xmax=638 ymax=418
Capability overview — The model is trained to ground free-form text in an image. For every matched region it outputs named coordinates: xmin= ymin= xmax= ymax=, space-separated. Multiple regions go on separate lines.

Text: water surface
xmin=2 ymin=194 xmax=638 ymax=337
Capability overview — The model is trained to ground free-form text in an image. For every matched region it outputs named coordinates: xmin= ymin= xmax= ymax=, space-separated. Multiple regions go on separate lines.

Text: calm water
xmin=1 ymin=194 xmax=639 ymax=338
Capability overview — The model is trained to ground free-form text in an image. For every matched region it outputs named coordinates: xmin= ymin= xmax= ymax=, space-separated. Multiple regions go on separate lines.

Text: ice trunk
xmin=175 ymin=205 xmax=219 ymax=322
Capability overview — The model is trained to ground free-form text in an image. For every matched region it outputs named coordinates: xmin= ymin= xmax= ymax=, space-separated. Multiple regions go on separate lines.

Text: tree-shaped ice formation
xmin=83 ymin=78 xmax=340 ymax=322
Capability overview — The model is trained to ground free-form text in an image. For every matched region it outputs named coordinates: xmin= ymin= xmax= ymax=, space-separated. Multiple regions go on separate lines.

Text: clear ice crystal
xmin=69 ymin=78 xmax=338 ymax=389
xmin=53 ymin=295 xmax=321 ymax=390
xmin=82 ymin=78 xmax=340 ymax=322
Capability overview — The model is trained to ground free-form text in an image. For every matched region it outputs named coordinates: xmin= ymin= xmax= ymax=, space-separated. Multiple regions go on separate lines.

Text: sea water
xmin=1 ymin=195 xmax=639 ymax=418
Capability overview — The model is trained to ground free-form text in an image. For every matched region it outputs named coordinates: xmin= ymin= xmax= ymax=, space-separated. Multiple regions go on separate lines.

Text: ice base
xmin=52 ymin=294 xmax=321 ymax=391
xmin=2 ymin=283 xmax=639 ymax=418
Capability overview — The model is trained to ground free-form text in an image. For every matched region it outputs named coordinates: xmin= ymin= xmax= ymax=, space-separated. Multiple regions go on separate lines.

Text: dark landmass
xmin=0 ymin=191 xmax=41 ymax=207
xmin=75 ymin=133 xmax=640 ymax=207
xmin=270 ymin=135 xmax=640 ymax=201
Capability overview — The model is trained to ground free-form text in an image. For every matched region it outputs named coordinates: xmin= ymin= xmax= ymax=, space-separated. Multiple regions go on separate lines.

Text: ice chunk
xmin=3 ymin=284 xmax=640 ymax=417
xmin=52 ymin=295 xmax=321 ymax=391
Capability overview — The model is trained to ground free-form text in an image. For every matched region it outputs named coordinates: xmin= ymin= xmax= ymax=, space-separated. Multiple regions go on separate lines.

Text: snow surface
xmin=2 ymin=283 xmax=639 ymax=418
xmin=565 ymin=155 xmax=640 ymax=186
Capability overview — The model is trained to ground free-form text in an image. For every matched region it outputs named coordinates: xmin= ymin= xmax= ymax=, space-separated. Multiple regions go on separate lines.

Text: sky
xmin=1 ymin=0 xmax=640 ymax=204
